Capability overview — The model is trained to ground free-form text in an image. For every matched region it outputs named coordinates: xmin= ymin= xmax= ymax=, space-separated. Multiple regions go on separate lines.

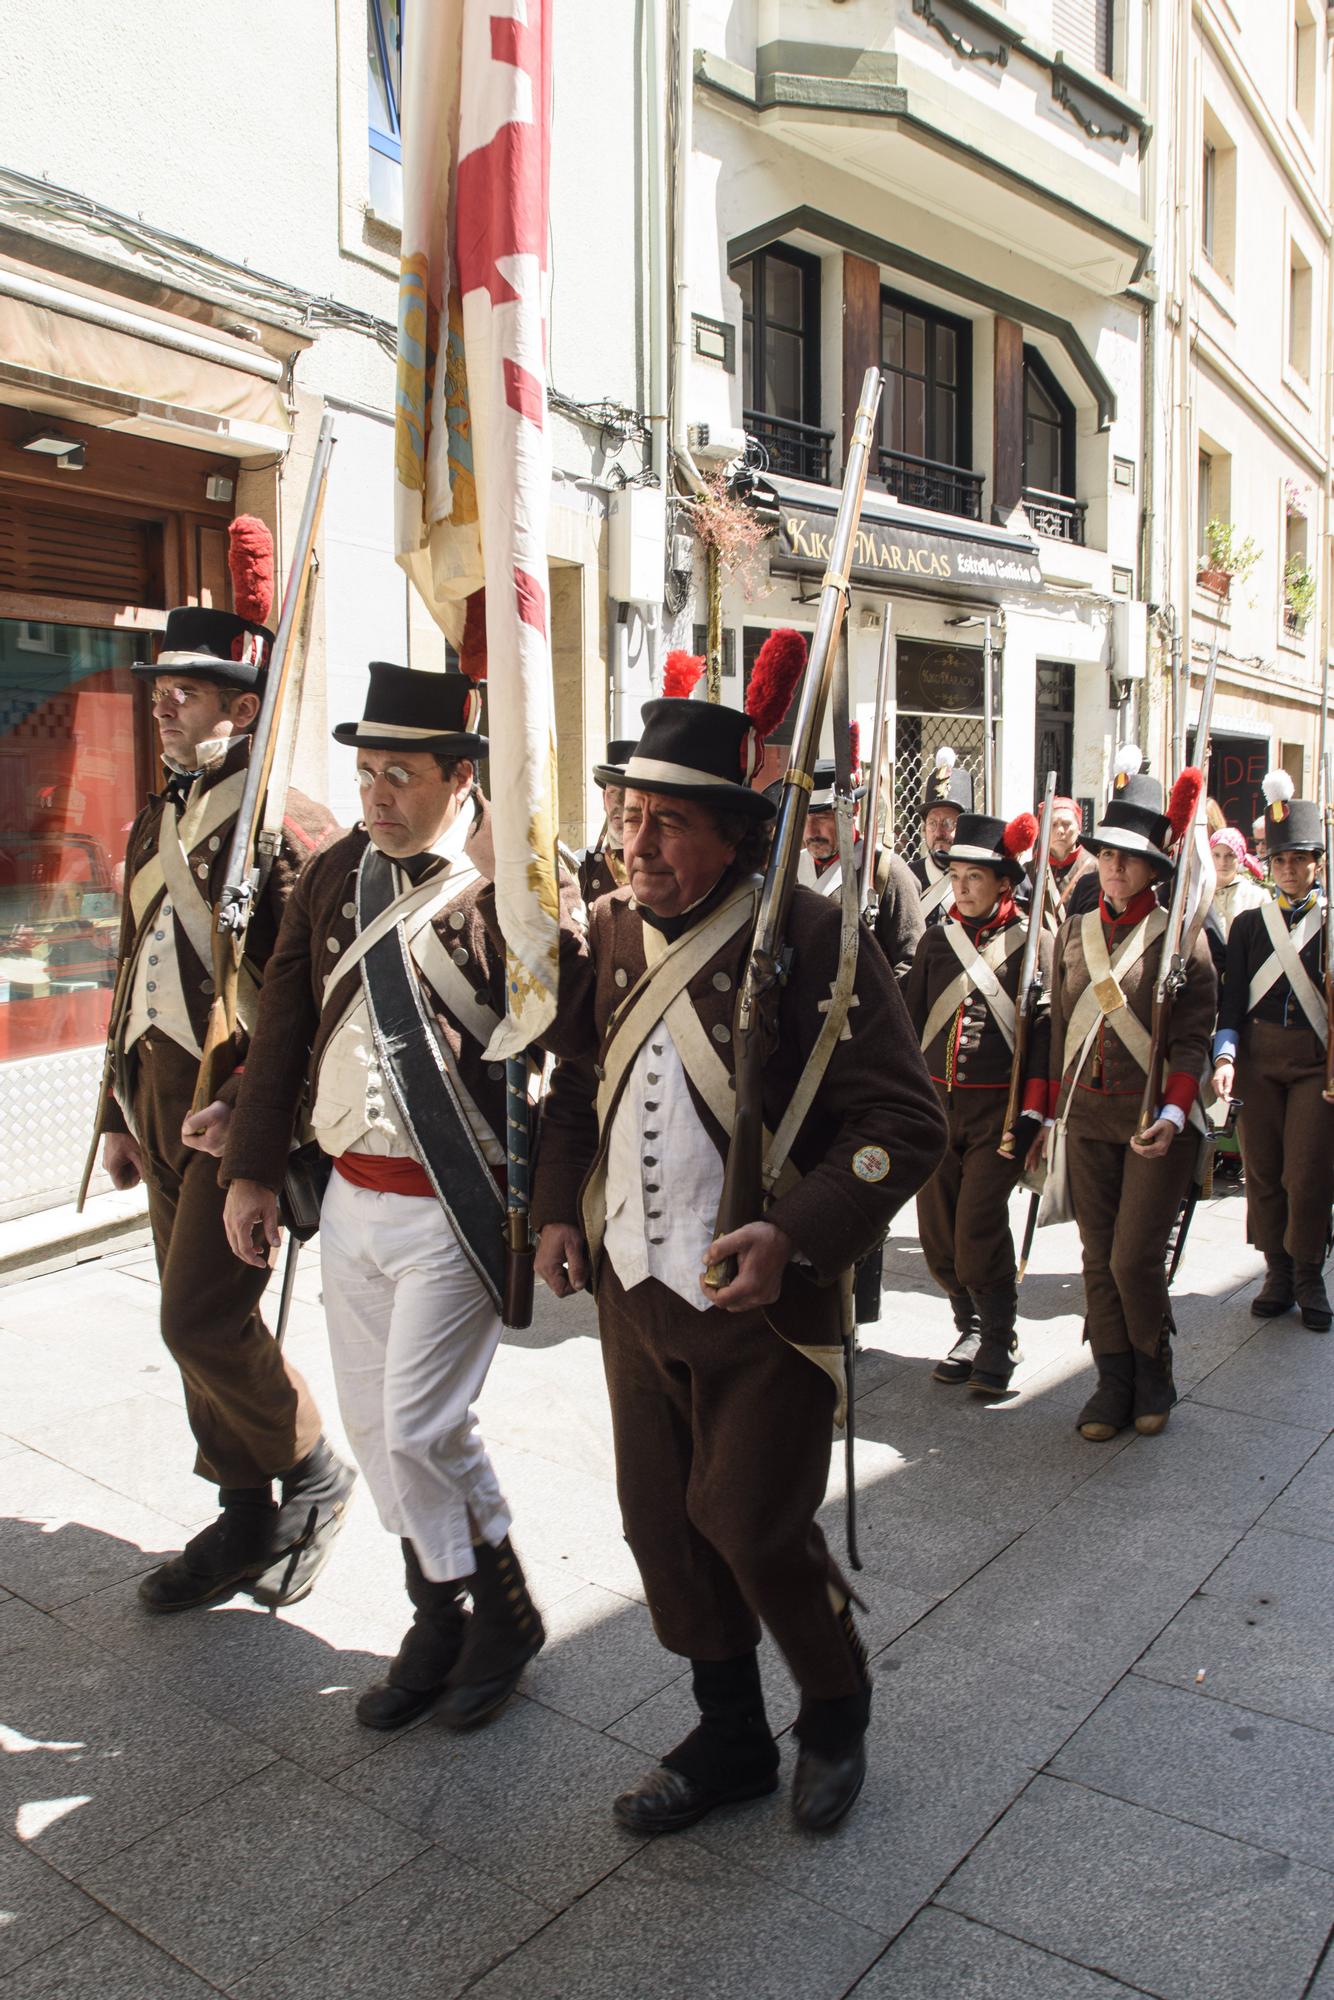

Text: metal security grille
xmin=890 ymin=714 xmax=989 ymax=856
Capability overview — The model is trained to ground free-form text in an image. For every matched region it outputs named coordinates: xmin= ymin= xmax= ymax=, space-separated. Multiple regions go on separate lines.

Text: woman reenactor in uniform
xmin=1048 ymin=768 xmax=1217 ymax=1441
xmin=903 ymin=812 xmax=1050 ymax=1395
xmin=1211 ymin=773 xmax=1331 ymax=1331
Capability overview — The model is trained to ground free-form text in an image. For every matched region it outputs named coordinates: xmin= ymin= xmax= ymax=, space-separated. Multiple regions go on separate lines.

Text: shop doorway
xmin=892 ymin=638 xmax=991 ymax=854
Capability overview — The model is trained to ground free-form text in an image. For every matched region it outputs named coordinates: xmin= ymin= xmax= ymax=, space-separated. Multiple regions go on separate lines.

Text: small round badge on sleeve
xmin=852 ymin=1145 xmax=890 ymax=1183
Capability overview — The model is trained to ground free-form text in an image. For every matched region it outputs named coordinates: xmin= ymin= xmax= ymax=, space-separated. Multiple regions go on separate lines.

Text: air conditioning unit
xmin=608 ymin=485 xmax=666 ymax=605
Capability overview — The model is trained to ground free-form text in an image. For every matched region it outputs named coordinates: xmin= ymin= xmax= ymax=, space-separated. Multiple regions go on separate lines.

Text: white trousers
xmin=319 ymin=1172 xmax=511 ymax=1581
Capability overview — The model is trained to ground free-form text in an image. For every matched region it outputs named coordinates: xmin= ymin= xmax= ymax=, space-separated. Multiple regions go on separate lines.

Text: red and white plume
xmin=227 ymin=515 xmax=274 ymax=666
xmin=848 ymin=718 xmax=862 ymax=782
xmin=1113 ymin=743 xmax=1142 ymax=789
xmin=1262 ymin=768 xmax=1295 ymax=820
xmin=663 ymin=649 xmax=705 ymax=699
xmin=1003 ymin=812 xmax=1038 ymax=860
xmin=741 ymin=628 xmax=806 ymax=781
xmin=1167 ymin=767 xmax=1204 ymax=844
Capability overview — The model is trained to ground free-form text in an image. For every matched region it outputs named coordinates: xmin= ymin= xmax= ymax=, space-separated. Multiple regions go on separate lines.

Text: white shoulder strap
xmin=1254 ymin=900 xmax=1326 ymax=1043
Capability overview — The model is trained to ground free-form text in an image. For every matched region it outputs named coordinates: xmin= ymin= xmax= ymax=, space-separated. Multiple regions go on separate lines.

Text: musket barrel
xmin=859 ymin=607 xmax=894 ymax=915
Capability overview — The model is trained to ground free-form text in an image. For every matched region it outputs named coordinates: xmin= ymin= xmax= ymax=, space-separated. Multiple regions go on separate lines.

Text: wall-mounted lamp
xmin=21 ymin=432 xmax=85 ymax=470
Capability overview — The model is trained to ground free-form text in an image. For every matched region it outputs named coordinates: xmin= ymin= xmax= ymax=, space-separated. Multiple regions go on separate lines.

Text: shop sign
xmin=771 ymin=505 xmax=1043 ymax=596
xmin=896 ymin=640 xmax=985 ymax=716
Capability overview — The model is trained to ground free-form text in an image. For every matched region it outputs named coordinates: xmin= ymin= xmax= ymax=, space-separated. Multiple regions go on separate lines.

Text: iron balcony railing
xmin=743 ymin=410 xmax=833 ymax=484
xmin=1022 ymin=485 xmax=1087 ymax=545
xmin=876 ymin=447 xmax=984 ymax=521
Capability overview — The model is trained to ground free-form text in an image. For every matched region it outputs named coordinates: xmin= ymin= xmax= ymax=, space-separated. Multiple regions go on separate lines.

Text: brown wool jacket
xmin=530 ymin=874 xmax=948 ymax=1288
xmin=98 ymin=737 xmax=339 ymax=1138
xmin=220 ymin=800 xmax=592 ymax=1194
xmin=903 ymin=909 xmax=1052 ymax=1117
xmin=1048 ymin=890 xmax=1217 ymax=1142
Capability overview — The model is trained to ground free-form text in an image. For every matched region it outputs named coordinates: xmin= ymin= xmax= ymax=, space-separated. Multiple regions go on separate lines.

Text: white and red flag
xmin=394 ymin=0 xmax=559 ymax=1054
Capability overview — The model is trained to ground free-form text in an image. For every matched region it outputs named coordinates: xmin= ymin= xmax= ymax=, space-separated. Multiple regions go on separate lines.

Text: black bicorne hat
xmin=133 ymin=606 xmax=274 ymax=692
xmin=948 ymin=813 xmax=1027 ymax=882
xmin=1082 ymin=773 xmax=1174 ymax=876
xmin=620 ymin=699 xmax=775 ymax=821
xmin=918 ymin=747 xmax=973 ymax=819
xmin=591 ymin=739 xmax=639 ymax=789
xmin=332 ymin=662 xmax=488 ymax=758
xmin=808 ymin=757 xmax=867 ymax=811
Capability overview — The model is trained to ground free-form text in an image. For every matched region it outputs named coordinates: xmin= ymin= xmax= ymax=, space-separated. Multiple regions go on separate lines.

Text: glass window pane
xmin=740 ymin=315 xmax=754 ymax=409
xmin=934 ymin=386 xmax=957 ymax=465
xmin=764 ymin=328 xmax=803 ymax=420
xmin=367 ymin=1 xmax=396 ymax=134
xmin=1026 ymin=416 xmax=1059 ymax=492
xmin=935 ymin=325 xmax=956 ymax=387
xmin=1026 ymin=369 xmax=1059 ymax=427
xmin=905 ymin=313 xmax=927 ymax=378
xmin=881 ymin=305 xmax=903 ymax=371
xmin=903 ymin=379 xmax=926 ymax=457
xmin=764 ymin=256 xmax=803 ymax=330
xmin=882 ymin=372 xmax=901 ymax=453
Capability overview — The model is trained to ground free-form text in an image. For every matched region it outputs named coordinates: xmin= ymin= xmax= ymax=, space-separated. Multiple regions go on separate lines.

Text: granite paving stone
xmin=17 ymin=1394 xmax=212 ymax=1529
xmin=0 ymin=1451 xmax=185 ymax=1609
xmin=1056 ymin=1398 xmax=1322 ymax=1531
xmin=228 ymin=1847 xmax=550 ymax=2000
xmin=1307 ymin=1938 xmax=1334 ymax=1997
xmin=0 ymin=1916 xmax=222 ymax=1997
xmin=849 ymin=1906 xmax=1147 ymax=1998
xmin=0 ymin=1840 xmax=100 ymax=1980
xmin=1050 ymin=1676 xmax=1334 ymax=1870
xmin=1189 ymin=1321 xmax=1334 ymax=1429
xmin=464 ymin=1838 xmax=887 ymax=2000
xmin=939 ymin=1774 xmax=1334 ymax=2000
xmin=521 ymin=1582 xmax=692 ymax=1732
xmin=0 ymin=1332 xmax=140 ymax=1439
xmin=1259 ymin=1436 xmax=1334 ymax=1544
xmin=78 ymin=1760 xmax=427 ymax=1989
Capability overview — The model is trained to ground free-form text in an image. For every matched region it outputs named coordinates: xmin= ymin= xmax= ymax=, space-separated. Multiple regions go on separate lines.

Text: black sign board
xmin=771 ymin=504 xmax=1043 ymax=597
xmin=896 ymin=639 xmax=985 ymax=716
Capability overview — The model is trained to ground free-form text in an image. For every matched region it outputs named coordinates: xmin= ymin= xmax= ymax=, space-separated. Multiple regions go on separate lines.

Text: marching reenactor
xmin=533 ymin=634 xmax=947 ymax=1837
xmin=904 ymin=813 xmax=1051 ymax=1394
xmin=579 ymin=736 xmax=636 ymax=908
xmin=1212 ymin=773 xmax=1331 ymax=1331
xmin=803 ymin=724 xmax=925 ymax=980
xmin=220 ymin=664 xmax=592 ymax=1731
xmin=1047 ymin=766 xmax=1216 ymax=1441
xmin=910 ymin=745 xmax=972 ymax=925
xmin=1033 ymin=792 xmax=1099 ymax=925
xmin=1209 ymin=826 xmax=1267 ymax=940
xmin=86 ymin=520 xmax=353 ymax=1616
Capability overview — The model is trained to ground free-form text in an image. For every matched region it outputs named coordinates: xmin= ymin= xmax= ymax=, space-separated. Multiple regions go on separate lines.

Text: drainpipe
xmin=644 ymin=0 xmax=669 ymax=499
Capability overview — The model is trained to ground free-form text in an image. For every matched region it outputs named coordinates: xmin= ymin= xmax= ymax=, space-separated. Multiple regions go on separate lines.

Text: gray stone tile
xmin=466 ymin=1838 xmax=887 ymax=1999
xmin=335 ymin=1693 xmax=647 ymax=1908
xmin=939 ymin=1774 xmax=1333 ymax=2000
xmin=79 ymin=1760 xmax=426 ymax=1988
xmin=1063 ymin=1398 xmax=1322 ymax=1531
xmin=0 ymin=1450 xmax=186 ymax=1608
xmin=1308 ymin=1940 xmax=1334 ymax=1997
xmin=0 ymin=1332 xmax=141 ymax=1437
xmin=850 ymin=1906 xmax=1143 ymax=1998
xmin=0 ymin=1271 xmax=185 ymax=1406
xmin=1189 ymin=1318 xmax=1334 ymax=1429
xmin=1261 ymin=1442 xmax=1334 ymax=1544
xmin=521 ymin=1583 xmax=688 ymax=1732
xmin=0 ymin=1916 xmax=220 ymax=1996
xmin=479 ymin=1329 xmax=618 ymax=1482
xmin=1050 ymin=1677 xmax=1334 ymax=1871
xmin=17 ymin=1393 xmax=209 ymax=1528
xmin=0 ymin=1600 xmax=273 ymax=1869
xmin=483 ymin=1441 xmax=646 ymax=1601
xmin=0 ymin=1838 xmax=99 ymax=1978
xmin=229 ymin=1847 xmax=548 ymax=2000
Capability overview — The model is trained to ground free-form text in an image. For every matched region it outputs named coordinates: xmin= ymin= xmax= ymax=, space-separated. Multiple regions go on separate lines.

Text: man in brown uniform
xmin=1047 ymin=773 xmax=1217 ymax=1441
xmin=904 ymin=812 xmax=1051 ymax=1395
xmin=534 ymin=672 xmax=947 ymax=1836
xmin=89 ymin=583 xmax=353 ymax=1612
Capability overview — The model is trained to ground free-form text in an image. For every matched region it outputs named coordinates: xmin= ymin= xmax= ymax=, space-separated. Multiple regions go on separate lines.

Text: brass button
xmin=209 ymin=836 xmax=221 ymax=852
xmin=342 ymin=901 xmax=356 ymax=920
xmin=712 ymin=971 xmax=732 ymax=992
xmin=614 ymin=968 xmax=629 ymax=988
xmin=196 ymin=863 xmax=209 ymax=879
xmin=327 ymin=936 xmax=341 ymax=953
xmin=711 ymin=1022 xmax=729 ymax=1044
xmin=452 ymin=946 xmax=469 ymax=967
xmin=449 ymin=910 xmax=466 ymax=931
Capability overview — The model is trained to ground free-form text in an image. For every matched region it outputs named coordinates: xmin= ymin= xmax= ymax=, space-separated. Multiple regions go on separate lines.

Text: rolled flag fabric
xmin=393 ymin=0 xmax=559 ymax=1056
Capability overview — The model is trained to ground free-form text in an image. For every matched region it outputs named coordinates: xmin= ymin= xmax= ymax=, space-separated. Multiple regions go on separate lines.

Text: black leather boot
xmin=138 ymin=1488 xmax=277 ymax=1612
xmin=968 ymin=1287 xmax=1021 ymax=1399
xmin=932 ymin=1294 xmax=981 ymax=1384
xmin=1076 ymin=1351 xmax=1135 ymax=1442
xmin=1294 ymin=1263 xmax=1332 ymax=1333
xmin=613 ymin=1651 xmax=780 ymax=1835
xmin=357 ymin=1542 xmax=468 ymax=1730
xmin=251 ymin=1436 xmax=358 ymax=1609
xmin=1132 ymin=1325 xmax=1177 ymax=1436
xmin=436 ymin=1536 xmax=544 ymax=1729
xmin=792 ymin=1603 xmax=872 ymax=1833
xmin=1252 ymin=1254 xmax=1296 ymax=1318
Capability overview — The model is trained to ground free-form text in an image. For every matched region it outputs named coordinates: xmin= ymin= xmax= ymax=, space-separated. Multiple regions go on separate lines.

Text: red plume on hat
xmin=227 ymin=515 xmax=274 ymax=665
xmin=457 ymin=589 xmax=488 ymax=732
xmin=1003 ymin=812 xmax=1038 ymax=859
xmin=848 ymin=719 xmax=861 ymax=781
xmin=1167 ymin=767 xmax=1204 ymax=843
xmin=741 ymin=628 xmax=806 ymax=780
xmin=663 ymin=649 xmax=705 ymax=699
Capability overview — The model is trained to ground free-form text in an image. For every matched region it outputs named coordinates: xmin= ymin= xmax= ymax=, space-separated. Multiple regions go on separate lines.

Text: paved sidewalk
xmin=1 ymin=1184 xmax=1332 ymax=1998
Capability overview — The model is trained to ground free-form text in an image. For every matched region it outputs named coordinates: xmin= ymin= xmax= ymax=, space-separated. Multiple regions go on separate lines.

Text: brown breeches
xmin=132 ymin=1034 xmax=322 ymax=1488
xmin=1067 ymin=1129 xmax=1197 ymax=1357
xmin=1235 ymin=1022 xmax=1334 ymax=1265
xmin=916 ymin=1085 xmax=1022 ymax=1298
xmin=597 ymin=1262 xmax=861 ymax=1702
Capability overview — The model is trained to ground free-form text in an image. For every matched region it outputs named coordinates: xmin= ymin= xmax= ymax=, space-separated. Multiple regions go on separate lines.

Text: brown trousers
xmin=1067 ymin=1129 xmax=1197 ymax=1357
xmin=916 ymin=1085 xmax=1022 ymax=1298
xmin=597 ymin=1262 xmax=861 ymax=1702
xmin=1236 ymin=1021 xmax=1334 ymax=1265
xmin=132 ymin=1033 xmax=322 ymax=1488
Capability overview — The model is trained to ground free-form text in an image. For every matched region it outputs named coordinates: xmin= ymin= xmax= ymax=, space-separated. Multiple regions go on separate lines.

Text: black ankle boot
xmin=357 ymin=1542 xmax=468 ymax=1730
xmin=436 ymin=1536 xmax=544 ymax=1729
xmin=1252 ymin=1255 xmax=1296 ymax=1318
xmin=932 ymin=1294 xmax=981 ymax=1384
xmin=968 ymin=1287 xmax=1021 ymax=1398
xmin=138 ymin=1488 xmax=277 ymax=1612
xmin=251 ymin=1436 xmax=357 ymax=1609
xmin=792 ymin=1603 xmax=871 ymax=1833
xmin=1133 ymin=1326 xmax=1177 ymax=1436
xmin=1293 ymin=1263 xmax=1332 ymax=1333
xmin=614 ymin=1652 xmax=780 ymax=1835
xmin=1077 ymin=1351 xmax=1135 ymax=1441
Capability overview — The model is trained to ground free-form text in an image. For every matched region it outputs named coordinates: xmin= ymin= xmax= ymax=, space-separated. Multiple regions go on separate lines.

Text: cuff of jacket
xmin=100 ymin=1095 xmax=128 ymax=1136
xmin=1161 ymin=1070 xmax=1199 ymax=1116
xmin=764 ymin=1184 xmax=880 ymax=1287
xmin=1212 ymin=1030 xmax=1238 ymax=1063
xmin=218 ymin=1140 xmax=288 ymax=1193
xmin=1021 ymin=1076 xmax=1047 ymax=1118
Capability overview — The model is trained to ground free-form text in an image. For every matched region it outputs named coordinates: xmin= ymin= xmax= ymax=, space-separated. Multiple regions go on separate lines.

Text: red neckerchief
xmin=1099 ymin=884 xmax=1156 ymax=931
xmin=960 ymin=892 xmax=1017 ymax=941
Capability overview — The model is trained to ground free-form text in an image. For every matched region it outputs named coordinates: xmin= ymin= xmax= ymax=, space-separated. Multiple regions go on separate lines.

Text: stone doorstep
xmin=0 ymin=1188 xmax=150 ymax=1288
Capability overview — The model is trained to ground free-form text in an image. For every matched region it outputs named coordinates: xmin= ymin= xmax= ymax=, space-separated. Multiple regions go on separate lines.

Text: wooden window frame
xmin=879 ymin=284 xmax=973 ymax=472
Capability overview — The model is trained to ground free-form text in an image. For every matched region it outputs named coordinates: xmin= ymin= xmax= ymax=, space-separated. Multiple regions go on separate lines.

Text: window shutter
xmin=0 ymin=496 xmax=156 ymax=605
xmin=1052 ymin=0 xmax=1113 ymax=75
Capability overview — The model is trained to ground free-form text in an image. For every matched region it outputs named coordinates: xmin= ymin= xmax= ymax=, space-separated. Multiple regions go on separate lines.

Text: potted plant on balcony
xmin=1197 ymin=519 xmax=1260 ymax=600
xmin=1283 ymin=553 xmax=1315 ymax=635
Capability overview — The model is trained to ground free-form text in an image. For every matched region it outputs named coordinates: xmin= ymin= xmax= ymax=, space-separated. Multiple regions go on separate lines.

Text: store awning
xmin=0 ymin=264 xmax=294 ymax=455
xmin=764 ymin=475 xmax=1044 ymax=601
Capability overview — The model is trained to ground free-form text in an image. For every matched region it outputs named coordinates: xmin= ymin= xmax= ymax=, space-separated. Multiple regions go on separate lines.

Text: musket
xmin=859 ymin=606 xmax=894 ymax=920
xmin=193 ymin=415 xmax=337 ymax=1115
xmin=999 ymin=770 xmax=1057 ymax=1160
xmin=502 ymin=1055 xmax=536 ymax=1328
xmin=1323 ymin=750 xmax=1333 ymax=1103
xmin=1136 ymin=634 xmax=1220 ymax=1138
xmin=704 ymin=366 xmax=884 ymax=1293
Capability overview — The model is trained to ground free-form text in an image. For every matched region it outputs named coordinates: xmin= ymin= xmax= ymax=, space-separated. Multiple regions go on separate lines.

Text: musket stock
xmin=999 ymin=770 xmax=1057 ymax=1159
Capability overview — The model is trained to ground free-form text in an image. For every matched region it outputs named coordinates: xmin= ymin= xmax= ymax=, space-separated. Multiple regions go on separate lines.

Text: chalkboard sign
xmin=896 ymin=639 xmax=985 ymax=716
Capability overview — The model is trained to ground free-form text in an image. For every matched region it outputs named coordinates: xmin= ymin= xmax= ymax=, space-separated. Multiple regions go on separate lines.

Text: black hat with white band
xmin=591 ymin=739 xmax=639 ymax=789
xmin=947 ymin=812 xmax=1036 ymax=883
xmin=620 ymin=700 xmax=775 ymax=821
xmin=333 ymin=662 xmax=488 ymax=759
xmin=808 ymin=758 xmax=867 ymax=811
